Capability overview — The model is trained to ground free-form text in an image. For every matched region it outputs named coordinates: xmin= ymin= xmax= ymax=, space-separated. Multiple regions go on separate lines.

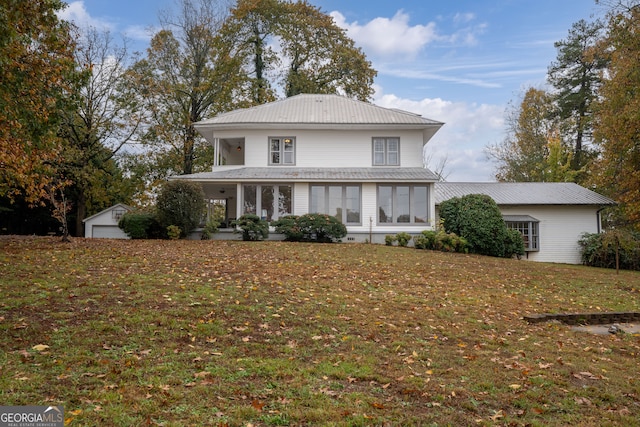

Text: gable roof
xmin=434 ymin=182 xmax=616 ymax=206
xmin=194 ymin=94 xmax=443 ymax=142
xmin=82 ymin=203 xmax=133 ymax=223
xmin=176 ymin=167 xmax=439 ymax=182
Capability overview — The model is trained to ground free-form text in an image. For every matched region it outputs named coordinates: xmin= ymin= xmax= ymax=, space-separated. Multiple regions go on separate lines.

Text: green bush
xmin=504 ymin=228 xmax=526 ymax=259
xmin=384 ymin=235 xmax=397 ymax=246
xmin=200 ymin=218 xmax=220 ymax=240
xmin=156 ymin=180 xmax=206 ymax=238
xmin=118 ymin=211 xmax=163 ymax=239
xmin=272 ymin=214 xmax=346 ymax=243
xmin=579 ymin=230 xmax=640 ymax=271
xmin=395 ymin=232 xmax=412 ymax=247
xmin=439 ymin=194 xmax=522 ymax=258
xmin=413 ymin=230 xmax=437 ymax=250
xmin=232 ymin=214 xmax=269 ymax=241
xmin=271 ymin=215 xmax=303 ymax=241
xmin=414 ymin=229 xmax=468 ymax=253
xmin=295 ymin=213 xmax=347 ymax=243
xmin=166 ymin=225 xmax=182 ymax=240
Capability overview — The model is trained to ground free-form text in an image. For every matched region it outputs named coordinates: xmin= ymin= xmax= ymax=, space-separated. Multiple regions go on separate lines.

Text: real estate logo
xmin=0 ymin=406 xmax=63 ymax=427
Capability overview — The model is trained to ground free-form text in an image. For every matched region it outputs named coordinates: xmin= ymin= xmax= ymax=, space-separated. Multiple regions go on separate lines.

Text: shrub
xmin=295 ymin=213 xmax=347 ymax=243
xmin=439 ymin=194 xmax=522 ymax=258
xmin=414 ymin=229 xmax=468 ymax=253
xmin=156 ymin=180 xmax=206 ymax=238
xmin=395 ymin=232 xmax=412 ymax=247
xmin=413 ymin=230 xmax=437 ymax=250
xmin=504 ymin=228 xmax=526 ymax=259
xmin=232 ymin=214 xmax=269 ymax=241
xmin=271 ymin=215 xmax=303 ymax=241
xmin=166 ymin=225 xmax=182 ymax=240
xmin=579 ymin=230 xmax=640 ymax=271
xmin=272 ymin=214 xmax=346 ymax=243
xmin=385 ymin=235 xmax=397 ymax=246
xmin=200 ymin=218 xmax=220 ymax=240
xmin=118 ymin=211 xmax=163 ymax=239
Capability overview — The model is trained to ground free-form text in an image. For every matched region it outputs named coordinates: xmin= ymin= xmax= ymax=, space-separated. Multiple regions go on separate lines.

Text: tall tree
xmin=59 ymin=27 xmax=140 ymax=236
xmin=129 ymin=0 xmax=241 ymax=176
xmin=547 ymin=19 xmax=608 ymax=171
xmin=592 ymin=2 xmax=640 ymax=228
xmin=487 ymin=88 xmax=566 ymax=182
xmin=0 ymin=0 xmax=79 ymax=204
xmin=220 ymin=0 xmax=377 ymax=104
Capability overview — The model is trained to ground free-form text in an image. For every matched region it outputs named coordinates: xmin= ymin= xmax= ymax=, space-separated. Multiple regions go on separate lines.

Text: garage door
xmin=91 ymin=225 xmax=129 ymax=239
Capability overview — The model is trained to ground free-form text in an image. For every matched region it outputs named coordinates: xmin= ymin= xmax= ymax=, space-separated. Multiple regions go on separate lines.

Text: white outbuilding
xmin=82 ymin=203 xmax=133 ymax=239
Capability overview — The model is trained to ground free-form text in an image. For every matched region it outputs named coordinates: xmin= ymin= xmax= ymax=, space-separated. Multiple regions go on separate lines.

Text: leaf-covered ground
xmin=1 ymin=237 xmax=639 ymax=426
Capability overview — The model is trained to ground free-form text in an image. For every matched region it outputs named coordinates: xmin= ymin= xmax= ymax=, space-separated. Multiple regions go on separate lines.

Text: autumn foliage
xmin=1 ymin=237 xmax=639 ymax=425
xmin=0 ymin=0 xmax=79 ymax=203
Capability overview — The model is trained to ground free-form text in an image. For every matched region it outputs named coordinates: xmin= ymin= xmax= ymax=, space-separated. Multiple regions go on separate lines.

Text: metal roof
xmin=175 ymin=167 xmax=440 ymax=182
xmin=196 ymin=94 xmax=443 ymax=126
xmin=434 ymin=182 xmax=616 ymax=206
xmin=503 ymin=215 xmax=540 ymax=222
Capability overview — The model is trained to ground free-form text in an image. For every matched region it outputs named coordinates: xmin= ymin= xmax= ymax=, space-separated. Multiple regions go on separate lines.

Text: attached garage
xmin=83 ymin=204 xmax=133 ymax=239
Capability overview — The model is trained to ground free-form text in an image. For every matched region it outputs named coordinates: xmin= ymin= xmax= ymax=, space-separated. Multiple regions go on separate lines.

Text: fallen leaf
xmin=32 ymin=344 xmax=50 ymax=352
xmin=251 ymin=399 xmax=264 ymax=411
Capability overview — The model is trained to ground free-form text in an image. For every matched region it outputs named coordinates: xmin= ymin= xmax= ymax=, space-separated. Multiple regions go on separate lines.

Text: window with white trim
xmin=377 ymin=185 xmax=429 ymax=224
xmin=269 ymin=137 xmax=295 ymax=165
xmin=243 ymin=184 xmax=292 ymax=221
xmin=310 ymin=185 xmax=361 ymax=224
xmin=372 ymin=137 xmax=399 ymax=166
xmin=504 ymin=216 xmax=539 ymax=251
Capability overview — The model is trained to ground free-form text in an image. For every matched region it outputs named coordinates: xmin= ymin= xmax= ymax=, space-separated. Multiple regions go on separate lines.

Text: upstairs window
xmin=504 ymin=216 xmax=540 ymax=251
xmin=270 ymin=137 xmax=295 ymax=165
xmin=373 ymin=137 xmax=399 ymax=166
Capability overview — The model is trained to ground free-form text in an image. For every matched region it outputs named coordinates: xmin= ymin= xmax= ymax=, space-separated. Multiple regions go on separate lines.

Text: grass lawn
xmin=1 ymin=236 xmax=639 ymax=426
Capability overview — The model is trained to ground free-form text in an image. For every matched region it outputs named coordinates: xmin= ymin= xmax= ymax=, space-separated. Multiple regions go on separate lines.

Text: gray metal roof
xmin=503 ymin=215 xmax=539 ymax=222
xmin=175 ymin=167 xmax=440 ymax=182
xmin=195 ymin=94 xmax=443 ymax=133
xmin=434 ymin=182 xmax=616 ymax=206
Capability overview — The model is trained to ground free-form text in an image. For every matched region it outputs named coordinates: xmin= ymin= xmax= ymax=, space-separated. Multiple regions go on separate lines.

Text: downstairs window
xmin=504 ymin=215 xmax=540 ymax=251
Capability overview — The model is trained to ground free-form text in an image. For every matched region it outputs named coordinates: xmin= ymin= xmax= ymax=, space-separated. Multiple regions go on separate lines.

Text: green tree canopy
xmin=220 ymin=0 xmax=377 ymax=104
xmin=548 ymin=19 xmax=607 ymax=170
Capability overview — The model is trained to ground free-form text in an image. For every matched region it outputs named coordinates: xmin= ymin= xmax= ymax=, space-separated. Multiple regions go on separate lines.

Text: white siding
xmin=83 ymin=206 xmax=131 ymax=239
xmin=213 ymin=129 xmax=426 ymax=168
xmin=500 ymin=206 xmax=600 ymax=264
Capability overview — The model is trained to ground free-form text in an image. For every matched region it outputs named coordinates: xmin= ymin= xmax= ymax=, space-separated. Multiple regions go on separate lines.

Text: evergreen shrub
xmin=439 ymin=194 xmax=523 ymax=258
xmin=233 ymin=214 xmax=269 ymax=241
xmin=156 ymin=180 xmax=205 ymax=238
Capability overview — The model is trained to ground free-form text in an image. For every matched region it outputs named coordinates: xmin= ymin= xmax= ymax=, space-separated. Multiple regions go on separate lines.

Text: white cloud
xmin=123 ymin=25 xmax=156 ymax=44
xmin=330 ymin=10 xmax=439 ymax=58
xmin=453 ymin=12 xmax=476 ymax=25
xmin=57 ymin=1 xmax=114 ymax=31
xmin=330 ymin=8 xmax=488 ymax=62
xmin=373 ymin=93 xmax=504 ymax=182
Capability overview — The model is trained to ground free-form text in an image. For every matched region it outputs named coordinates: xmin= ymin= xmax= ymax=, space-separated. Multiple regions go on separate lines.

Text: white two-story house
xmin=173 ymin=93 xmax=615 ymax=263
xmin=176 ymin=93 xmax=443 ymax=243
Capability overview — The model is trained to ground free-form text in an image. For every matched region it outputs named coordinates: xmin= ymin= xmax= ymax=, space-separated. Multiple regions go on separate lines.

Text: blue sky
xmin=60 ymin=0 xmax=603 ymax=181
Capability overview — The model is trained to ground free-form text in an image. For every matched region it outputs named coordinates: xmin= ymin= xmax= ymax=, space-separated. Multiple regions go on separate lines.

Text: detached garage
xmin=83 ymin=204 xmax=133 ymax=239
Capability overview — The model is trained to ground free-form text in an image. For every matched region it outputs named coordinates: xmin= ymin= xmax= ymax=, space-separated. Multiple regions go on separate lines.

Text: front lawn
xmin=1 ymin=237 xmax=639 ymax=426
